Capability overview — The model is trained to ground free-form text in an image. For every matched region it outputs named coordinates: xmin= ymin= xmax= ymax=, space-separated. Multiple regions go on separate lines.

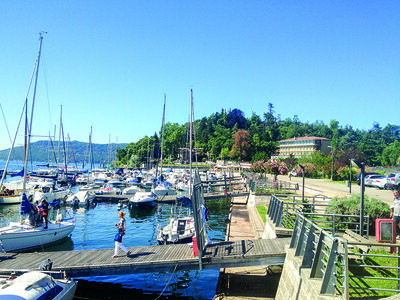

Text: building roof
xmin=279 ymin=136 xmax=330 ymax=143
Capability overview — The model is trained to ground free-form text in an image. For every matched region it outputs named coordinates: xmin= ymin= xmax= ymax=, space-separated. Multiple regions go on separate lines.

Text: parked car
xmin=370 ymin=175 xmax=388 ymax=189
xmin=365 ymin=174 xmax=384 ymax=187
xmin=356 ymin=172 xmax=381 ymax=185
xmin=385 ymin=173 xmax=400 ymax=190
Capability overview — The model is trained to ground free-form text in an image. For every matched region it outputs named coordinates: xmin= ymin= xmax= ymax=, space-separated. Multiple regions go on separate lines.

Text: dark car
xmin=356 ymin=172 xmax=381 ymax=185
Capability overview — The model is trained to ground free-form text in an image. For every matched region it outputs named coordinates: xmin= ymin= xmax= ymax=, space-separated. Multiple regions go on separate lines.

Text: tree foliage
xmin=113 ymin=104 xmax=400 ymax=169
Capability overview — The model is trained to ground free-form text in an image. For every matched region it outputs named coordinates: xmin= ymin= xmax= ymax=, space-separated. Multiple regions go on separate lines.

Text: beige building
xmin=277 ymin=136 xmax=331 ymax=157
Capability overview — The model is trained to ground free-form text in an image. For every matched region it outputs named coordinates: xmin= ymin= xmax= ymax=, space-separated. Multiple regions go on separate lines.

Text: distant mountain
xmin=0 ymin=140 xmax=128 ymax=165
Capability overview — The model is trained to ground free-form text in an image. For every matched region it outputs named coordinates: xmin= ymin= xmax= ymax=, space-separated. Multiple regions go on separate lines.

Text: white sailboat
xmin=157 ymin=89 xmax=198 ymax=245
xmin=152 ymin=94 xmax=177 ymax=196
xmin=0 ymin=33 xmax=76 ymax=252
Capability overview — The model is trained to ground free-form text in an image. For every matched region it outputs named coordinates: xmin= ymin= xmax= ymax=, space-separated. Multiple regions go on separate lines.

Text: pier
xmin=0 ymin=238 xmax=289 ymax=277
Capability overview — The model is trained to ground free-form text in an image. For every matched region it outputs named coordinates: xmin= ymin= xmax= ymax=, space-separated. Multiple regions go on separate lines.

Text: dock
xmin=0 ymin=238 xmax=289 ymax=277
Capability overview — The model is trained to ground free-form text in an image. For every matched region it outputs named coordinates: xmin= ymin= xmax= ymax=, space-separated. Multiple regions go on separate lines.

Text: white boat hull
xmin=129 ymin=192 xmax=157 ymax=206
xmin=0 ymin=271 xmax=77 ymax=300
xmin=0 ymin=194 xmax=22 ymax=204
xmin=0 ymin=221 xmax=75 ymax=252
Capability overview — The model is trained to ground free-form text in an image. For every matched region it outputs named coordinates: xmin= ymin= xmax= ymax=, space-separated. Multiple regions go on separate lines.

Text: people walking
xmin=112 ymin=211 xmax=131 ymax=258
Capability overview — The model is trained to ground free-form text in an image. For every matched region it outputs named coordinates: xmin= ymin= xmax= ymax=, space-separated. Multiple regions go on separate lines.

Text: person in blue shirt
xmin=112 ymin=211 xmax=131 ymax=258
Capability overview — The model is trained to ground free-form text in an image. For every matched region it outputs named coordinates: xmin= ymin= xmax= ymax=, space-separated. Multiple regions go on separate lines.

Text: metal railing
xmin=267 ymin=194 xmax=369 ymax=236
xmin=290 ymin=214 xmax=400 ymax=299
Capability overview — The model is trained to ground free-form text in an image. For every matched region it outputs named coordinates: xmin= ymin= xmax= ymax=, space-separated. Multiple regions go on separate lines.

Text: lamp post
xmin=351 ymin=159 xmax=365 ymax=236
xmin=349 ymin=159 xmax=352 ymax=194
xmin=299 ymin=164 xmax=305 ymax=203
xmin=328 ymin=146 xmax=334 ymax=181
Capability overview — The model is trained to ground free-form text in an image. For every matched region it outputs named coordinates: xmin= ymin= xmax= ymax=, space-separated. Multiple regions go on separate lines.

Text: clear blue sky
xmin=1 ymin=1 xmax=399 ymax=151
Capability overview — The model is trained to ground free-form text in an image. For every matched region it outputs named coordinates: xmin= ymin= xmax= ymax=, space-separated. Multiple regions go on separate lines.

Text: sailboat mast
xmin=189 ymin=89 xmax=193 ymax=198
xmin=23 ymin=33 xmax=44 ymax=193
xmin=159 ymin=94 xmax=166 ymax=174
xmin=87 ymin=126 xmax=92 ymax=185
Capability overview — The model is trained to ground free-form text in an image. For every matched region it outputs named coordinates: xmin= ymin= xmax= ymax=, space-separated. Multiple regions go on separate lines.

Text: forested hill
xmin=116 ymin=105 xmax=400 ymax=168
xmin=0 ymin=140 xmax=128 ymax=165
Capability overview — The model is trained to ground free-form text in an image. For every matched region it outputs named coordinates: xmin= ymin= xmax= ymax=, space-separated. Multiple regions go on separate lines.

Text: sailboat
xmin=0 ymin=33 xmax=76 ymax=252
xmin=151 ymin=94 xmax=177 ymax=197
xmin=157 ymin=89 xmax=197 ymax=244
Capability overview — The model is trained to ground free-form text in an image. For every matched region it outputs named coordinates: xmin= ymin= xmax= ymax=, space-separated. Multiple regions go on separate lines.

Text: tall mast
xmin=189 ymin=89 xmax=193 ymax=198
xmin=23 ymin=32 xmax=44 ymax=193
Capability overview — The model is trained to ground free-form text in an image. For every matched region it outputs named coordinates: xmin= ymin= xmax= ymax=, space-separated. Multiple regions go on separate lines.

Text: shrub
xmin=264 ymin=158 xmax=287 ymax=180
xmin=326 ymin=194 xmax=390 ymax=234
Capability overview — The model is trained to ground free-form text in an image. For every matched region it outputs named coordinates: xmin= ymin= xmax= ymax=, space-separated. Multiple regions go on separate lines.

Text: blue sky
xmin=0 ymin=1 xmax=399 ymax=151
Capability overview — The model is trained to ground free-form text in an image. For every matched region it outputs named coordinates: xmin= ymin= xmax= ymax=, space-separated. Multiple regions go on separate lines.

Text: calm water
xmin=0 ymin=160 xmax=231 ymax=299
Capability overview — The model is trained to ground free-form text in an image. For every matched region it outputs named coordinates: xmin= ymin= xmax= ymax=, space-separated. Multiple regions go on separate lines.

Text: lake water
xmin=0 ymin=160 xmax=231 ymax=299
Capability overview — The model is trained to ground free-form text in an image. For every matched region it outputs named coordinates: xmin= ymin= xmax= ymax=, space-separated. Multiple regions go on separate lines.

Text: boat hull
xmin=0 ymin=222 xmax=75 ymax=252
xmin=0 ymin=271 xmax=77 ymax=300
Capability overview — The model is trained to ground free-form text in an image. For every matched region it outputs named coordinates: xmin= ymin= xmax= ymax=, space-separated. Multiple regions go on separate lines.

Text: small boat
xmin=157 ymin=215 xmax=195 ymax=244
xmin=31 ymin=181 xmax=70 ymax=203
xmin=152 ymin=182 xmax=177 ymax=196
xmin=65 ymin=190 xmax=96 ymax=207
xmin=129 ymin=191 xmax=157 ymax=206
xmin=97 ymin=183 xmax=120 ymax=195
xmin=122 ymin=185 xmax=140 ymax=195
xmin=0 ymin=271 xmax=77 ymax=300
xmin=0 ymin=194 xmax=75 ymax=252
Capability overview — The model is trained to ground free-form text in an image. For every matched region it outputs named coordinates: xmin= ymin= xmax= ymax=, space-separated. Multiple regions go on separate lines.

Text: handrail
xmin=268 ymin=194 xmax=369 ymax=236
xmin=290 ymin=214 xmax=400 ymax=299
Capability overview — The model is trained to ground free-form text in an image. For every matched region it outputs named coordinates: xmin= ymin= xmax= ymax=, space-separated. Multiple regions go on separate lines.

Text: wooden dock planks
xmin=0 ymin=238 xmax=290 ymax=277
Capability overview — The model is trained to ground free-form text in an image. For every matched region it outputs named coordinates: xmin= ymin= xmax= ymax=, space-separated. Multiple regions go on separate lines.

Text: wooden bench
xmin=343 ymin=229 xmax=371 ymax=261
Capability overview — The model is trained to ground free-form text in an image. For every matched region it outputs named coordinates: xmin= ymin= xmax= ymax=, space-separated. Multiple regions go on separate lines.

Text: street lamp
xmin=328 ymin=146 xmax=334 ymax=181
xmin=351 ymin=158 xmax=365 ymax=236
xmin=299 ymin=164 xmax=305 ymax=203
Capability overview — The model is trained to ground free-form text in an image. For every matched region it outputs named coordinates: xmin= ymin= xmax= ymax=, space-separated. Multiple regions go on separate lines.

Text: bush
xmin=337 ymin=166 xmax=358 ymax=181
xmin=326 ymin=194 xmax=391 ymax=234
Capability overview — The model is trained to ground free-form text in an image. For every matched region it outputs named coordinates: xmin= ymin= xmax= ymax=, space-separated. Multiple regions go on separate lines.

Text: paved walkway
xmin=279 ymin=175 xmax=394 ymax=205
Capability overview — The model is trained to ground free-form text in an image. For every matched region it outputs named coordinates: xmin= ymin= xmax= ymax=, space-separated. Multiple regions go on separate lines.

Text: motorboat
xmin=129 ymin=191 xmax=157 ymax=206
xmin=65 ymin=190 xmax=96 ymax=207
xmin=122 ymin=186 xmax=140 ymax=195
xmin=0 ymin=271 xmax=77 ymax=300
xmin=31 ymin=181 xmax=70 ymax=203
xmin=152 ymin=182 xmax=177 ymax=196
xmin=0 ymin=195 xmax=75 ymax=252
xmin=157 ymin=215 xmax=195 ymax=244
xmin=97 ymin=184 xmax=120 ymax=195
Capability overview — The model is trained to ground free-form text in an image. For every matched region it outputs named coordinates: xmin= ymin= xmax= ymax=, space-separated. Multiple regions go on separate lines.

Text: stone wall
xmin=275 ymin=248 xmax=340 ymax=300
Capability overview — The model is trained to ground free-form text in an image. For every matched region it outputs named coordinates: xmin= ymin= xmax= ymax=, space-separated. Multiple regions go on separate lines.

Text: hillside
xmin=0 ymin=140 xmax=128 ymax=165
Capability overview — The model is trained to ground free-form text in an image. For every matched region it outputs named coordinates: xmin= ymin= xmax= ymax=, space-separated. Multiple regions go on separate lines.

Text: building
xmin=277 ymin=136 xmax=331 ymax=157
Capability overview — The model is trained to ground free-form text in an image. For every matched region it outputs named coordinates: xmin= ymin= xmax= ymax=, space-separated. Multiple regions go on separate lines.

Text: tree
xmin=230 ymin=130 xmax=252 ymax=160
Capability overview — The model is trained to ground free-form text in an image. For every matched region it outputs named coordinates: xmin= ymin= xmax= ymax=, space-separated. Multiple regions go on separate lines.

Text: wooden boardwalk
xmin=0 ymin=238 xmax=289 ymax=277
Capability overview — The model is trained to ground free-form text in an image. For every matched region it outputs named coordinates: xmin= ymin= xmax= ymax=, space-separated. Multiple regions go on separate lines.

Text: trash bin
xmin=345 ymin=181 xmax=349 ymax=187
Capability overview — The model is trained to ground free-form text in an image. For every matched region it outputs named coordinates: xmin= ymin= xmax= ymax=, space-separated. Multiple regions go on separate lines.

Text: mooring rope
xmin=154 ymin=263 xmax=179 ymax=300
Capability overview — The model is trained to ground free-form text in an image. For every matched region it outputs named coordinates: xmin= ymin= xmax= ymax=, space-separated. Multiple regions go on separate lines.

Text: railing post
xmin=310 ymin=231 xmax=327 ymax=278
xmin=290 ymin=214 xmax=302 ymax=248
xmin=301 ymin=225 xmax=316 ymax=268
xmin=295 ymin=217 xmax=309 ymax=256
xmin=320 ymin=238 xmax=339 ymax=295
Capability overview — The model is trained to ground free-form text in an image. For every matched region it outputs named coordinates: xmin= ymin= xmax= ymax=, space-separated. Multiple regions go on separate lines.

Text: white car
xmin=370 ymin=176 xmax=388 ymax=189
xmin=364 ymin=174 xmax=383 ymax=187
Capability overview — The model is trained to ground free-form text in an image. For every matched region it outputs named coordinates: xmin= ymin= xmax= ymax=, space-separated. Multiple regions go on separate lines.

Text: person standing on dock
xmin=112 ymin=211 xmax=131 ymax=258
